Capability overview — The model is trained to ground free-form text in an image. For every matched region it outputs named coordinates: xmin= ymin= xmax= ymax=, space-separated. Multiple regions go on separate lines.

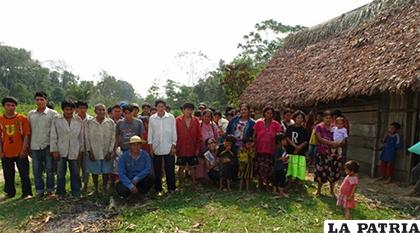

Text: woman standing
xmin=226 ymin=103 xmax=255 ymax=180
xmin=253 ymin=106 xmax=283 ymax=191
xmin=314 ymin=110 xmax=343 ymax=197
xmin=197 ymin=109 xmax=219 ymax=180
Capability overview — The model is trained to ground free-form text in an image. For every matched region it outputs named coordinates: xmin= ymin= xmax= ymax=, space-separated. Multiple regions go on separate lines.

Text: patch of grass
xmin=0 ymin=173 xmax=414 ymax=233
xmin=115 ymin=183 xmax=410 ymax=233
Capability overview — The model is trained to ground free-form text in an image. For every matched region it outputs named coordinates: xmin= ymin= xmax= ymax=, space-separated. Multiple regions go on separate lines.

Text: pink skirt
xmin=337 ymin=195 xmax=356 ymax=209
xmin=196 ymin=158 xmax=208 ymax=179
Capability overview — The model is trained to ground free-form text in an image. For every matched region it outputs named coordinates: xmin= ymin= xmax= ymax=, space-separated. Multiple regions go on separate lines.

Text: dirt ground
xmin=355 ymin=175 xmax=420 ymax=217
xmin=21 ymin=200 xmax=118 ymax=233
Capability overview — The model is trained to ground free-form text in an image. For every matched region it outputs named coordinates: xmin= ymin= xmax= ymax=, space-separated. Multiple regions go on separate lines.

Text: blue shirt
xmin=380 ymin=133 xmax=403 ymax=162
xmin=118 ymin=149 xmax=152 ymax=189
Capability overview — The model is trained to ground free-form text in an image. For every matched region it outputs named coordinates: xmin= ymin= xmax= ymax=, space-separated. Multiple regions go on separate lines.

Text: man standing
xmin=176 ymin=103 xmax=202 ymax=189
xmin=75 ymin=101 xmax=93 ymax=193
xmin=148 ymin=100 xmax=177 ymax=193
xmin=117 ymin=136 xmax=154 ymax=199
xmin=114 ymin=104 xmax=145 ymax=154
xmin=0 ymin=96 xmax=32 ymax=199
xmin=28 ymin=91 xmax=58 ymax=197
xmin=50 ymin=100 xmax=83 ymax=198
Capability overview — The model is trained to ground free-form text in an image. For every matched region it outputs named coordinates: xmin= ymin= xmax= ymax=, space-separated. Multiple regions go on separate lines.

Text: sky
xmin=0 ymin=0 xmax=372 ymax=96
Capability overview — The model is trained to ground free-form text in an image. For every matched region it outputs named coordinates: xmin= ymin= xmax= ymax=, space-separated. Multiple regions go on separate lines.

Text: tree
xmin=219 ymin=20 xmax=304 ymax=104
xmin=145 ymin=80 xmax=161 ymax=104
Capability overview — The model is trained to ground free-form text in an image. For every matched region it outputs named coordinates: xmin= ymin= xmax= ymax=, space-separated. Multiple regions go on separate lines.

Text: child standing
xmin=337 ymin=160 xmax=359 ymax=220
xmin=273 ymin=133 xmax=289 ymax=197
xmin=238 ymin=137 xmax=255 ymax=191
xmin=332 ymin=117 xmax=348 ymax=159
xmin=379 ymin=122 xmax=403 ymax=184
xmin=218 ymin=135 xmax=236 ymax=191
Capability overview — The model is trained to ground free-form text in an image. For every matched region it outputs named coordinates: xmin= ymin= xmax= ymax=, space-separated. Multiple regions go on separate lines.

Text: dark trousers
xmin=116 ymin=174 xmax=154 ymax=198
xmin=153 ymin=154 xmax=176 ymax=192
xmin=274 ymin=169 xmax=286 ymax=188
xmin=1 ymin=157 xmax=32 ymax=197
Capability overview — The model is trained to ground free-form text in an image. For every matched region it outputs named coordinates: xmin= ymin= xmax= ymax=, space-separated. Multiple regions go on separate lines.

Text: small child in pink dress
xmin=337 ymin=160 xmax=359 ymax=220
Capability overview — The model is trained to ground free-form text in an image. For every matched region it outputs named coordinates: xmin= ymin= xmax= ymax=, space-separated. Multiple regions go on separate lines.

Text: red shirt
xmin=142 ymin=126 xmax=151 ymax=155
xmin=253 ymin=119 xmax=283 ymax=155
xmin=176 ymin=115 xmax=202 ymax=157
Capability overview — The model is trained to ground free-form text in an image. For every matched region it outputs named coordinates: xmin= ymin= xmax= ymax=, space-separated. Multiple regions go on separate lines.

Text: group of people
xmin=0 ymin=90 xmax=416 ymax=220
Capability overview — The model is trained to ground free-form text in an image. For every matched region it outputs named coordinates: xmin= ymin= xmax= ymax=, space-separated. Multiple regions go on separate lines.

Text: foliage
xmin=218 ymin=20 xmax=304 ymax=105
xmin=0 ymin=44 xmax=141 ymax=107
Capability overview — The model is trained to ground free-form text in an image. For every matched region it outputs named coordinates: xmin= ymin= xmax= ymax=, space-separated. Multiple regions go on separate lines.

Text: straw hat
xmin=129 ymin=136 xmax=146 ymax=144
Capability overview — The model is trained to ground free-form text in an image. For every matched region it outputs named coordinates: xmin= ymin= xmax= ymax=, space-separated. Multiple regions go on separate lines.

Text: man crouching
xmin=116 ymin=136 xmax=154 ymax=200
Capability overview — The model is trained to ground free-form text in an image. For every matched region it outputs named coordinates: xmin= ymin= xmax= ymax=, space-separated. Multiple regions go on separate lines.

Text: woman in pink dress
xmin=253 ymin=106 xmax=283 ymax=191
xmin=337 ymin=160 xmax=359 ymax=220
xmin=197 ymin=109 xmax=219 ymax=179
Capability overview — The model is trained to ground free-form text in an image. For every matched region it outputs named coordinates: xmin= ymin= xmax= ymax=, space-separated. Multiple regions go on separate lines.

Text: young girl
xmin=273 ymin=133 xmax=289 ymax=197
xmin=238 ymin=137 xmax=255 ymax=191
xmin=337 ymin=160 xmax=360 ymax=220
xmin=204 ymin=138 xmax=220 ymax=185
xmin=218 ymin=135 xmax=236 ymax=191
xmin=286 ymin=110 xmax=309 ymax=192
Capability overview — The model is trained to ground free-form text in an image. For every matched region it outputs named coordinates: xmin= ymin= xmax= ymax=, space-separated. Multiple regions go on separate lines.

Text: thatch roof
xmin=240 ymin=0 xmax=420 ymax=108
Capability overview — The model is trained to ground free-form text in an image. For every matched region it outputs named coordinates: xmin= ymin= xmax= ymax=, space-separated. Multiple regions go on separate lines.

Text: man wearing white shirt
xmin=148 ymin=100 xmax=177 ymax=193
xmin=28 ymin=91 xmax=58 ymax=197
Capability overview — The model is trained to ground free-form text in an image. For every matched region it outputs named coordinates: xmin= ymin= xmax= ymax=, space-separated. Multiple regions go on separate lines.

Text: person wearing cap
xmin=116 ymin=136 xmax=154 ymax=199
xmin=198 ymin=102 xmax=207 ymax=112
xmin=114 ymin=104 xmax=145 ymax=153
xmin=132 ymin=103 xmax=140 ymax=118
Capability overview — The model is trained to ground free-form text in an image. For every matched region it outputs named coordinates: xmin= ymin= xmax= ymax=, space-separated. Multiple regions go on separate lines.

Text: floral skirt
xmin=314 ymin=153 xmax=342 ymax=184
xmin=254 ymin=153 xmax=272 ymax=182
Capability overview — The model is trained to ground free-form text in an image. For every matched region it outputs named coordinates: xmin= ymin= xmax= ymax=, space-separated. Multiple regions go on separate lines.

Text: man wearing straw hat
xmin=116 ymin=136 xmax=154 ymax=199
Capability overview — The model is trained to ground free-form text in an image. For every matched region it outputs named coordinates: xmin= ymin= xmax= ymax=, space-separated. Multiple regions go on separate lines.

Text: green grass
xmin=115 ymin=184 xmax=410 ymax=233
xmin=0 ymin=170 xmax=415 ymax=232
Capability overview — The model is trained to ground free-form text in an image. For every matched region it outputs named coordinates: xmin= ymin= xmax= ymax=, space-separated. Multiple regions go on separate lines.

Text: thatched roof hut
xmin=240 ymin=0 xmax=420 ymax=181
xmin=240 ymin=0 xmax=419 ymax=109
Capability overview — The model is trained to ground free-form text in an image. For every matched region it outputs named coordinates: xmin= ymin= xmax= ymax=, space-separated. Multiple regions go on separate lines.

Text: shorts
xmin=176 ymin=156 xmax=199 ymax=166
xmin=87 ymin=159 xmax=113 ymax=174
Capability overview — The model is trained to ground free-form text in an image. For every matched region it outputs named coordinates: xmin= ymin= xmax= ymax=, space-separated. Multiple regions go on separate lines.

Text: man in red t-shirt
xmin=0 ymin=96 xmax=32 ymax=199
xmin=176 ymin=103 xmax=202 ymax=189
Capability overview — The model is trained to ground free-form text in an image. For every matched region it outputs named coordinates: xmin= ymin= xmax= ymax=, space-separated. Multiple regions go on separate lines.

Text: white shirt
xmin=75 ymin=113 xmax=93 ymax=151
xmin=148 ymin=112 xmax=177 ymax=155
xmin=85 ymin=117 xmax=115 ymax=160
xmin=28 ymin=107 xmax=58 ymax=150
xmin=50 ymin=115 xmax=83 ymax=160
